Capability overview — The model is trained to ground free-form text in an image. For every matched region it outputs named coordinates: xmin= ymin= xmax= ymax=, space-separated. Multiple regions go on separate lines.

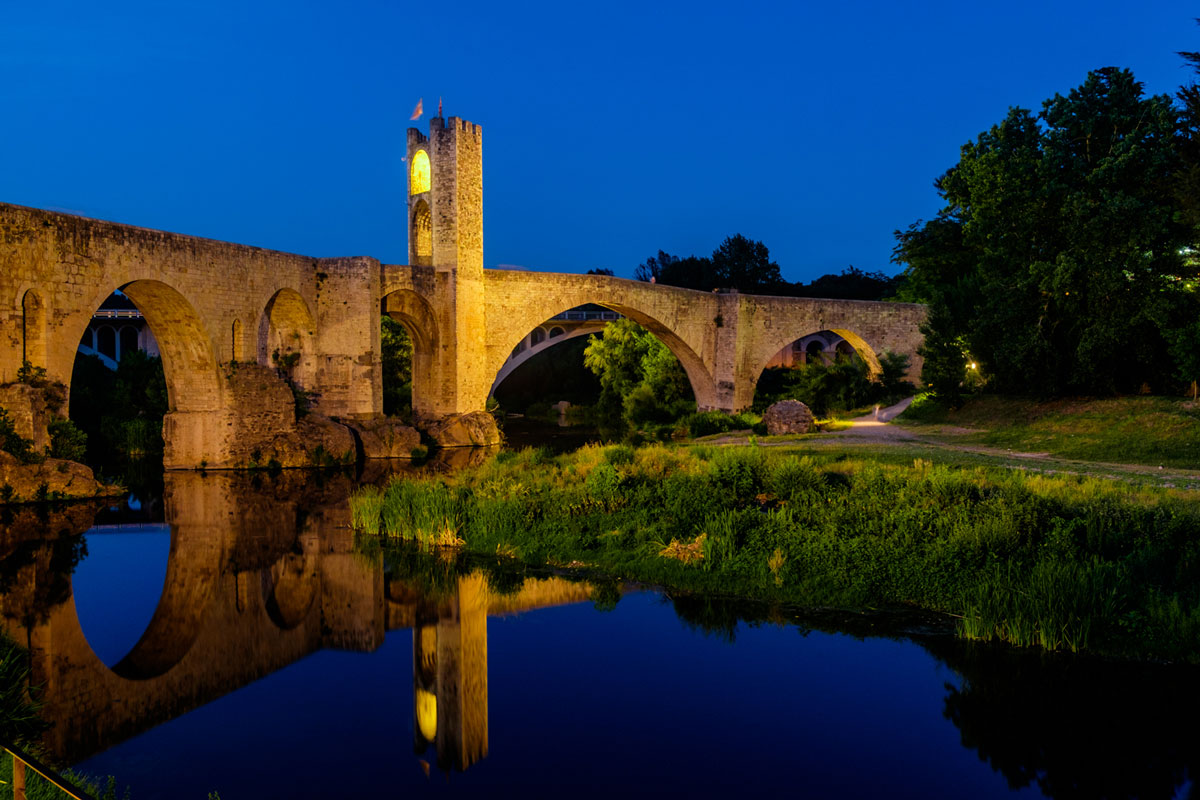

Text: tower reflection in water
xmin=0 ymin=468 xmax=590 ymax=776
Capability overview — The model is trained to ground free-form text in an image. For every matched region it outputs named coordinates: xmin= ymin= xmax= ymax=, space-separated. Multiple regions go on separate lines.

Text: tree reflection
xmin=926 ymin=638 xmax=1200 ymax=800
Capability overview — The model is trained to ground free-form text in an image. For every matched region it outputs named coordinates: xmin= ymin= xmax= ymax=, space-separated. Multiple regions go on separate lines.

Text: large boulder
xmin=0 ymin=450 xmax=113 ymax=502
xmin=763 ymin=400 xmax=816 ymax=436
xmin=348 ymin=418 xmax=422 ymax=459
xmin=424 ymin=411 xmax=502 ymax=448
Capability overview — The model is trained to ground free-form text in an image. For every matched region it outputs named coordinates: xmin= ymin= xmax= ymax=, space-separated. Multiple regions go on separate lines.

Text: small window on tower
xmin=410 ymin=150 xmax=431 ymax=195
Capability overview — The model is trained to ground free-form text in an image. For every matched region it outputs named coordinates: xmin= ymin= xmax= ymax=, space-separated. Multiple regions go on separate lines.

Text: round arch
xmin=382 ymin=288 xmax=440 ymax=419
xmin=67 ymin=280 xmax=223 ymax=416
xmin=75 ymin=517 xmax=223 ymax=681
xmin=258 ymin=288 xmax=317 ymax=390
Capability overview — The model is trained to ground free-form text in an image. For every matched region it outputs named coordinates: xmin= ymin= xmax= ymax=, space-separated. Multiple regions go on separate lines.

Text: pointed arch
xmin=382 ymin=288 xmax=440 ymax=419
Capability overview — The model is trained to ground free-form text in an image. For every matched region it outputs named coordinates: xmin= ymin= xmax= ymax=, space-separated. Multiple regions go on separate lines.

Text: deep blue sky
xmin=2 ymin=1 xmax=1196 ymax=283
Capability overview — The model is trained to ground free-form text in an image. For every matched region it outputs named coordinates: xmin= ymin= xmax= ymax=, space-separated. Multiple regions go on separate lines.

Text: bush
xmin=683 ymin=410 xmax=761 ymax=438
xmin=0 ymin=407 xmax=38 ymax=464
xmin=47 ymin=416 xmax=87 ymax=461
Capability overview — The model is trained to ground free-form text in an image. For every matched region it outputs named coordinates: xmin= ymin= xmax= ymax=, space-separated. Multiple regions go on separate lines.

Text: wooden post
xmin=13 ymin=756 xmax=26 ymax=800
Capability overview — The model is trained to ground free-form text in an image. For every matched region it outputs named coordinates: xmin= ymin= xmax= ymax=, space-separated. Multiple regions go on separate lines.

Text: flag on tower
xmin=438 ymin=97 xmax=443 ymax=117
xmin=410 ymin=98 xmax=423 ymax=120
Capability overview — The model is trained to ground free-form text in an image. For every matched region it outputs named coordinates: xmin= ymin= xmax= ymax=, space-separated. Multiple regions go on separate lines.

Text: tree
xmin=791 ymin=266 xmax=901 ymax=301
xmin=634 ymin=250 xmax=716 ymax=290
xmin=582 ymin=319 xmax=693 ymax=428
xmin=894 ymin=67 xmax=1194 ymax=397
xmin=381 ymin=316 xmax=413 ymax=418
xmin=634 ymin=235 xmax=782 ymax=294
xmin=586 ymin=267 xmax=615 ymax=276
xmin=710 ymin=234 xmax=784 ymax=293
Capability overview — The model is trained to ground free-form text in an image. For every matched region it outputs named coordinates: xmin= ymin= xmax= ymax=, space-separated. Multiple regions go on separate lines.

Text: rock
xmin=348 ymin=418 xmax=422 ymax=459
xmin=0 ymin=382 xmax=66 ymax=453
xmin=261 ymin=415 xmax=356 ymax=468
xmin=763 ymin=400 xmax=815 ymax=436
xmin=0 ymin=453 xmax=113 ymax=502
xmin=424 ymin=411 xmax=502 ymax=448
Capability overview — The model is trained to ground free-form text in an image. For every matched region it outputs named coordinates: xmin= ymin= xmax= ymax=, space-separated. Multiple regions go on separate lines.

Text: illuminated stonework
xmin=412 ymin=200 xmax=432 ymax=263
xmin=410 ymin=149 xmax=430 ymax=195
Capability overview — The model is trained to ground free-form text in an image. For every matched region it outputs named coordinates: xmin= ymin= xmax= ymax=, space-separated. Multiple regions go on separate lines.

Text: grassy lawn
xmin=897 ymin=395 xmax=1200 ymax=469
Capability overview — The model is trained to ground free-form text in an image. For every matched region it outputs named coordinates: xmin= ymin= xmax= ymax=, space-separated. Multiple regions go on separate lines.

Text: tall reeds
xmin=349 ymin=443 xmax=1200 ymax=660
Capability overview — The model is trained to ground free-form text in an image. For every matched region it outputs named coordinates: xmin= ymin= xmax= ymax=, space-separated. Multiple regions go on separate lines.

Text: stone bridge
xmin=0 ymin=114 xmax=925 ymax=468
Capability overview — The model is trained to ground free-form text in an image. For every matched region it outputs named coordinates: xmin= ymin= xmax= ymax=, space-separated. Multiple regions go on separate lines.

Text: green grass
xmin=899 ymin=394 xmax=1200 ymax=469
xmin=351 ymin=442 xmax=1200 ymax=662
xmin=0 ymin=632 xmax=129 ymax=798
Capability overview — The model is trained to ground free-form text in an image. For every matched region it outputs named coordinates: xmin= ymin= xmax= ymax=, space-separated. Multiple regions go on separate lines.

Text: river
xmin=0 ymin=464 xmax=1196 ymax=798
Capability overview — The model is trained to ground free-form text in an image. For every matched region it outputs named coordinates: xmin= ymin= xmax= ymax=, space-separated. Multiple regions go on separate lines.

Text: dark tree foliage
xmin=894 ymin=67 xmax=1197 ymax=397
xmin=69 ymin=350 xmax=169 ymax=462
xmin=634 ymin=235 xmax=782 ymax=293
xmin=381 ymin=315 xmax=414 ymax=419
xmin=710 ymin=234 xmax=784 ymax=293
xmin=586 ymin=267 xmax=615 ymax=276
xmin=790 ymin=266 xmax=901 ymax=301
xmin=634 ymin=250 xmax=718 ymax=290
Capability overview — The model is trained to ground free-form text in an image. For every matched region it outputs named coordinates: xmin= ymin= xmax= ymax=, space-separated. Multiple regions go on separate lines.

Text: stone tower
xmin=406 ymin=115 xmax=488 ymax=415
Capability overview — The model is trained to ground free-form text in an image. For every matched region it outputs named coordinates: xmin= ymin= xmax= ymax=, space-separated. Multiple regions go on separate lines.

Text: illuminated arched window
xmin=412 ymin=200 xmax=432 ymax=264
xmin=410 ymin=150 xmax=431 ymax=195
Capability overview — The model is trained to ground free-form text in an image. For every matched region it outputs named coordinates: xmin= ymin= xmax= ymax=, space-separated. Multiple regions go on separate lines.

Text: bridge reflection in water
xmin=0 ymin=470 xmax=591 ymax=773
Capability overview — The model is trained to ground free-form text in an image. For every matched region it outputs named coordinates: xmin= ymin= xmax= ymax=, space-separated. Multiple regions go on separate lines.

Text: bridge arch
xmin=743 ymin=324 xmax=885 ymax=411
xmin=490 ymin=318 xmax=609 ymax=396
xmin=382 ymin=288 xmax=441 ymax=419
xmin=259 ymin=288 xmax=317 ymax=390
xmin=487 ymin=296 xmax=717 ymax=411
xmin=73 ymin=519 xmax=224 ymax=681
xmin=67 ymin=280 xmax=223 ymax=419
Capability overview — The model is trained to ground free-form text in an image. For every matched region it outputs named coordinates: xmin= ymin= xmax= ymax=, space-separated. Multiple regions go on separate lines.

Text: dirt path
xmin=827 ymin=397 xmax=1200 ymax=489
xmin=703 ymin=397 xmax=1200 ymax=489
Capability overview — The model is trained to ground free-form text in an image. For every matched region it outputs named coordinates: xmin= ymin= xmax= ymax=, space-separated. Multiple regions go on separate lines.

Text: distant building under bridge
xmin=76 ymin=293 xmax=160 ymax=369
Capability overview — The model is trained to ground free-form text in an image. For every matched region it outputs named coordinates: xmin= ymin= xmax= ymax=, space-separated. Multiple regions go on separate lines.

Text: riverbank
xmin=351 ymin=442 xmax=1200 ymax=662
xmin=897 ymin=394 xmax=1200 ymax=469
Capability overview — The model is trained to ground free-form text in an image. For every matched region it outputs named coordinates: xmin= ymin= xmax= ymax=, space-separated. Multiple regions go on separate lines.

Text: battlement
xmin=430 ymin=116 xmax=482 ymax=141
xmin=407 ymin=128 xmax=429 ymax=146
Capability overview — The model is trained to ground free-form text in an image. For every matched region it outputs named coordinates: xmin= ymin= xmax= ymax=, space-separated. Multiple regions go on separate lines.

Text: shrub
xmin=47 ymin=416 xmax=87 ymax=461
xmin=0 ymin=407 xmax=38 ymax=464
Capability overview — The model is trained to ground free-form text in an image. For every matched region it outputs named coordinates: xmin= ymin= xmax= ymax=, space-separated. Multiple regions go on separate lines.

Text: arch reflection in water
xmin=0 ymin=471 xmax=593 ymax=777
xmin=3 ymin=476 xmax=1200 ymax=796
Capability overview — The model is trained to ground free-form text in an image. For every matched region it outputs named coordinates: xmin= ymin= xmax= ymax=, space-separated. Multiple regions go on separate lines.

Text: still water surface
xmin=3 ymin=468 xmax=1197 ymax=798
